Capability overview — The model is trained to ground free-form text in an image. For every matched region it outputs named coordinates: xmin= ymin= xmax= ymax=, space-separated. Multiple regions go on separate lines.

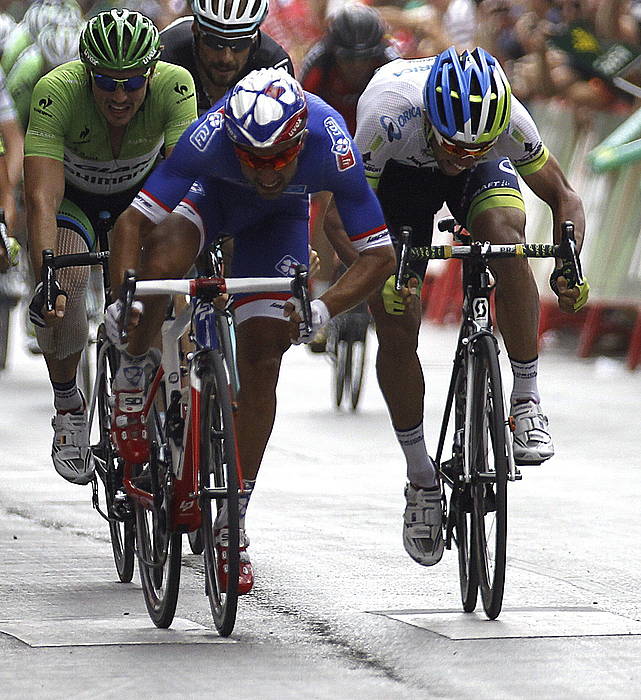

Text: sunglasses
xmin=198 ymin=28 xmax=255 ymax=52
xmin=92 ymin=69 xmax=151 ymax=92
xmin=233 ymin=140 xmax=303 ymax=171
xmin=431 ymin=128 xmax=497 ymax=158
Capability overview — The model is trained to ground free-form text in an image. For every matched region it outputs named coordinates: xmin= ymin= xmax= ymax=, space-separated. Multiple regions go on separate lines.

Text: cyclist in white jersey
xmin=354 ymin=47 xmax=590 ymax=567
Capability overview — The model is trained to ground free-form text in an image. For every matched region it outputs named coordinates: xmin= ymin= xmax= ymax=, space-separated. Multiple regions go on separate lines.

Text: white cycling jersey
xmin=355 ymin=57 xmax=549 ymax=188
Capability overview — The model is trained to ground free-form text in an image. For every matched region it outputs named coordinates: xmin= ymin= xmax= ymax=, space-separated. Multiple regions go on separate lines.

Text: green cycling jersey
xmin=6 ymin=44 xmax=45 ymax=130
xmin=1 ymin=24 xmax=31 ymax=76
xmin=24 ymin=59 xmax=197 ymax=196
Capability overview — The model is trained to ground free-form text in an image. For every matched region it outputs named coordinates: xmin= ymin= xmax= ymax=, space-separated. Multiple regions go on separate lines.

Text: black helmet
xmin=327 ymin=4 xmax=386 ymax=59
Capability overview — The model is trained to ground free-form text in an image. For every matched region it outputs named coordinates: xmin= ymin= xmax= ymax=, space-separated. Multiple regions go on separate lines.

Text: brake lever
xmin=291 ymin=264 xmax=312 ymax=334
xmin=558 ymin=221 xmax=582 ymax=289
xmin=41 ymin=249 xmax=56 ymax=313
xmin=395 ymin=226 xmax=412 ymax=292
xmin=119 ymin=269 xmax=137 ymax=344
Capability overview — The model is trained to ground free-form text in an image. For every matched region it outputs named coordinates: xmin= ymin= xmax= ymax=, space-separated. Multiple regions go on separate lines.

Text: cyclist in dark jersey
xmin=300 ymin=3 xmax=399 ymax=135
xmin=160 ymin=0 xmax=293 ymax=114
xmin=300 ymin=4 xmax=398 ymax=346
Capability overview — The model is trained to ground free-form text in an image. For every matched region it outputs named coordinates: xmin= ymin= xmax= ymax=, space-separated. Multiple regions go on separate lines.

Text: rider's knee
xmin=470 ymin=206 xmax=526 ymax=245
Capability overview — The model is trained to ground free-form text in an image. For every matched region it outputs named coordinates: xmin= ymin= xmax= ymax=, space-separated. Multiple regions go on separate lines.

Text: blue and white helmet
xmin=224 ymin=67 xmax=308 ymax=148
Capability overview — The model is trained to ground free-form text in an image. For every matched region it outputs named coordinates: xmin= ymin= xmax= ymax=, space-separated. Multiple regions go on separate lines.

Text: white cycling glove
xmin=287 ymin=298 xmax=330 ymax=345
xmin=105 ymin=298 xmax=144 ymax=347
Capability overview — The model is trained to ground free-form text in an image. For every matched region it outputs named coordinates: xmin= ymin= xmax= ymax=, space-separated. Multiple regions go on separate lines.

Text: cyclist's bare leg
xmin=44 ymin=351 xmax=82 ymax=385
xmin=368 ymin=287 xmax=424 ymax=430
xmin=468 ymin=206 xmax=539 ymax=363
xmin=469 ymin=205 xmax=553 ymax=462
xmin=234 ymin=316 xmax=291 ymax=481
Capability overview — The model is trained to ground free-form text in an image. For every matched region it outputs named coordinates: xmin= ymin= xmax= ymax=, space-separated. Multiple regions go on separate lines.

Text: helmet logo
xmin=265 ymin=84 xmax=286 ymax=100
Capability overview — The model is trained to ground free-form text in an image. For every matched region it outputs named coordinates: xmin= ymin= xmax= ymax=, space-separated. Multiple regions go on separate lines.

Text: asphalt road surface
xmin=2 ymin=314 xmax=641 ymax=699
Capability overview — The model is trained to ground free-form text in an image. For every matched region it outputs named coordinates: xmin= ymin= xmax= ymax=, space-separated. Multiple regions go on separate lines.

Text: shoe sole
xmin=514 ymin=454 xmax=553 ymax=466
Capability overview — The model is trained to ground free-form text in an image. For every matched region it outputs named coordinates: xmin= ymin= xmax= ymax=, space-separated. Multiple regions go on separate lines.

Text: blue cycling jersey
xmin=132 ymin=92 xmax=390 ymax=253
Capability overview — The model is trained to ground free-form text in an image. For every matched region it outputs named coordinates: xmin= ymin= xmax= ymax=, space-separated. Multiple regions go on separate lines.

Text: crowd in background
xmin=2 ymin=1 xmax=641 ymax=120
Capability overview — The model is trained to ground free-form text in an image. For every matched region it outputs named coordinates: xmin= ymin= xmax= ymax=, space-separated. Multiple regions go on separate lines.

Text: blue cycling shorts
xmin=175 ymin=179 xmax=310 ymax=324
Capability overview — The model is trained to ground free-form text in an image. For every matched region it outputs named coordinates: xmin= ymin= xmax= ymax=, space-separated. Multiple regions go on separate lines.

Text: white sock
xmin=395 ymin=424 xmax=438 ymax=489
xmin=510 ymin=357 xmax=540 ymax=405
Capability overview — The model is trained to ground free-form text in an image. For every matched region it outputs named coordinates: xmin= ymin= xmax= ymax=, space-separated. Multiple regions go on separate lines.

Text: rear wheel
xmin=334 ymin=338 xmax=349 ymax=407
xmin=94 ymin=328 xmax=134 ymax=583
xmin=469 ymin=335 xmax=508 ymax=620
xmin=0 ymin=297 xmax=11 ymax=370
xmin=199 ymin=350 xmax=240 ymax=637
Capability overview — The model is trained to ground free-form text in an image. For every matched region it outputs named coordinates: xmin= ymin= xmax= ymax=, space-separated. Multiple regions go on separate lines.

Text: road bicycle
xmin=325 ymin=298 xmax=370 ymax=411
xmin=116 ymin=265 xmax=311 ymax=635
xmin=36 ymin=217 xmax=135 ymax=583
xmin=396 ymin=218 xmax=582 ymax=619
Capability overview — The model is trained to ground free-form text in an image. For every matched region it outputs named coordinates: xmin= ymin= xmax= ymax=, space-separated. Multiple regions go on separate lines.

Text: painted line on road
xmin=0 ymin=616 xmax=235 ymax=646
xmin=367 ymin=607 xmax=641 ymax=640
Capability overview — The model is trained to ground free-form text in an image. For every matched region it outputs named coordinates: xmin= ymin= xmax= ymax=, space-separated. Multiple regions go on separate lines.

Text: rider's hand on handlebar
xmin=28 ymin=281 xmax=68 ymax=327
xmin=550 ymin=266 xmax=590 ymax=313
xmin=105 ymin=298 xmax=144 ymax=347
xmin=382 ymin=274 xmax=420 ymax=315
xmin=283 ymin=297 xmax=330 ymax=344
xmin=555 ymin=275 xmax=590 ymax=313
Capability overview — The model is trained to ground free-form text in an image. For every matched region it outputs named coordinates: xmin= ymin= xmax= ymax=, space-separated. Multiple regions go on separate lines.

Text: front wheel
xmin=469 ymin=335 xmax=508 ymax=620
xmin=135 ymin=438 xmax=182 ymax=628
xmin=94 ymin=328 xmax=134 ymax=582
xmin=199 ymin=350 xmax=240 ymax=637
xmin=451 ymin=359 xmax=478 ymax=612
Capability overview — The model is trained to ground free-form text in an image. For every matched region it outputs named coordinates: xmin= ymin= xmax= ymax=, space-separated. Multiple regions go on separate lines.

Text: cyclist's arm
xmin=23 ymin=154 xmax=65 ymax=279
xmin=109 ymin=206 xmax=157 ymax=298
xmin=520 ymin=153 xmax=586 ymax=251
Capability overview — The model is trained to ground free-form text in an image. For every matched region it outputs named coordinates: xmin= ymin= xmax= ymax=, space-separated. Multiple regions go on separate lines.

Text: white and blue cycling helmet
xmin=424 ymin=46 xmax=511 ymax=145
xmin=224 ymin=67 xmax=308 ymax=148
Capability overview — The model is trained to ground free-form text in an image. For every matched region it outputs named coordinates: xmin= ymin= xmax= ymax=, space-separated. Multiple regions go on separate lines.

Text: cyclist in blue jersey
xmin=106 ymin=67 xmax=396 ymax=594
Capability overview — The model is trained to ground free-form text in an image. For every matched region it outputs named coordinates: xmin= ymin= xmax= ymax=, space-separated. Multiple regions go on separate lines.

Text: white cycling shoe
xmin=403 ymin=483 xmax=444 ymax=566
xmin=511 ymin=400 xmax=555 ymax=465
xmin=51 ymin=402 xmax=94 ymax=485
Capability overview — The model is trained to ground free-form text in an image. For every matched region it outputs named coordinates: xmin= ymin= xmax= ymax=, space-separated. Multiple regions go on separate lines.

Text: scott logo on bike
xmin=473 ymin=298 xmax=489 ymax=323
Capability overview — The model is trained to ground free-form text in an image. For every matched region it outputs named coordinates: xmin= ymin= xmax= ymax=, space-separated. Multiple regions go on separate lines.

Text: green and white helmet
xmin=79 ymin=9 xmax=161 ymax=72
xmin=38 ymin=21 xmax=81 ymax=68
xmin=24 ymin=1 xmax=82 ymax=38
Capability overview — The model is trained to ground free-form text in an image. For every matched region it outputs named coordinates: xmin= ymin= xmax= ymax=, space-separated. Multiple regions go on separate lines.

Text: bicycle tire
xmin=94 ymin=329 xmax=134 ymax=583
xmin=136 ymin=404 xmax=182 ymax=628
xmin=334 ymin=339 xmax=349 ymax=407
xmin=349 ymin=337 xmax=367 ymax=411
xmin=469 ymin=334 xmax=508 ymax=620
xmin=199 ymin=350 xmax=240 ymax=637
xmin=0 ymin=298 xmax=10 ymax=370
xmin=452 ymin=358 xmax=478 ymax=612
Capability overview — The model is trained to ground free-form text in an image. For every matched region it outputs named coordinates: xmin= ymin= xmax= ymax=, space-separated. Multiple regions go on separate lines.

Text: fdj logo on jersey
xmin=189 ymin=109 xmax=224 ymax=152
xmin=275 ymin=255 xmax=300 ymax=277
xmin=323 ymin=117 xmax=355 ymax=171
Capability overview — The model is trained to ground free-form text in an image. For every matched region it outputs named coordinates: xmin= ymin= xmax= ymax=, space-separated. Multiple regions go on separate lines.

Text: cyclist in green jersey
xmin=8 ymin=21 xmax=82 ymax=130
xmin=25 ymin=9 xmax=197 ymax=486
